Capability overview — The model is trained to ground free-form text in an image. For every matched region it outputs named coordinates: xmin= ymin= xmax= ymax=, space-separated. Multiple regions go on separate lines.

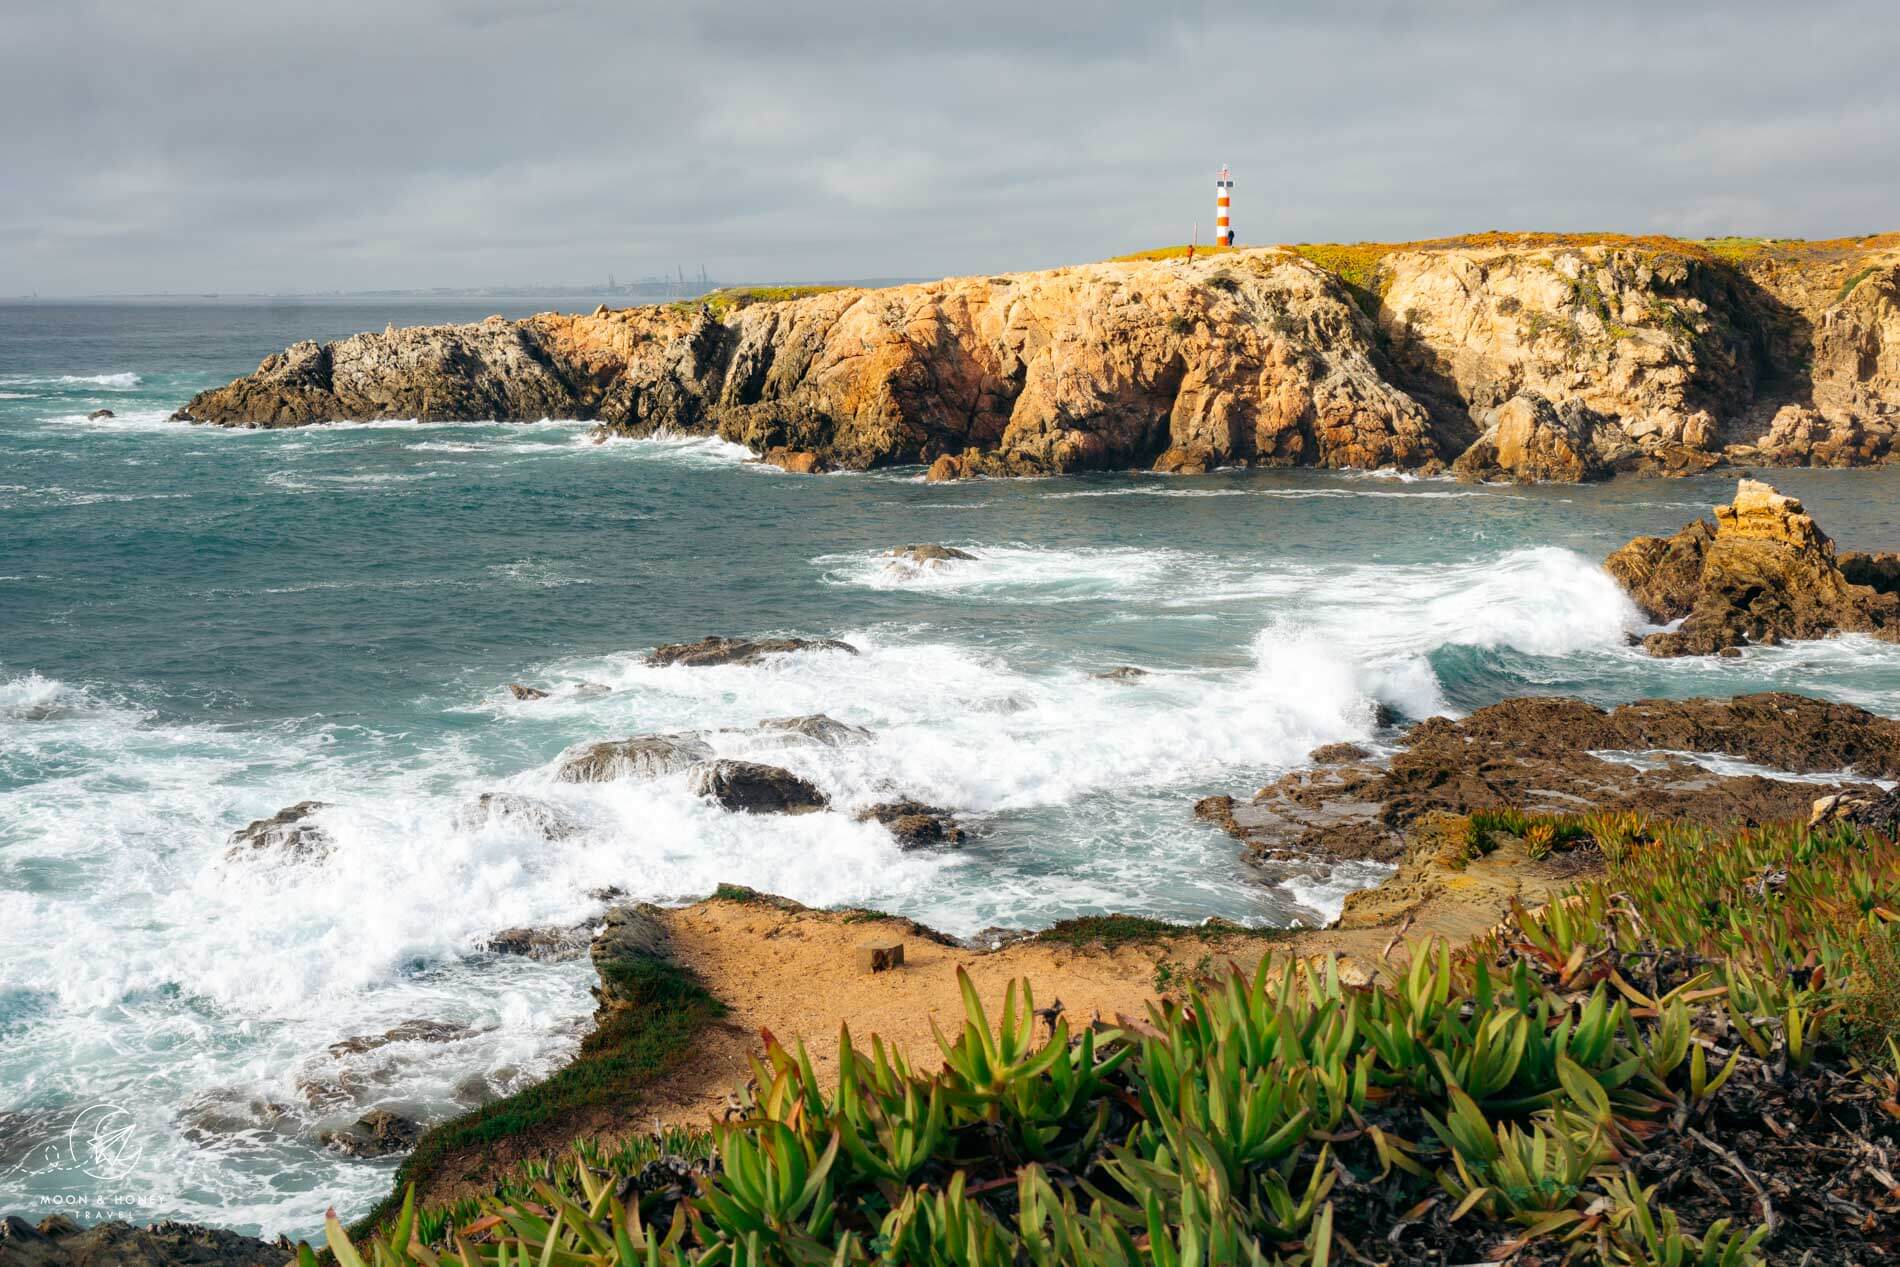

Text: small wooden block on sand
xmin=856 ymin=941 xmax=905 ymax=973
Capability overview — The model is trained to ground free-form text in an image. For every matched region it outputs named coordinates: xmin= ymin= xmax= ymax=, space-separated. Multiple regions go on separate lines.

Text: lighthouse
xmin=1214 ymin=165 xmax=1233 ymax=247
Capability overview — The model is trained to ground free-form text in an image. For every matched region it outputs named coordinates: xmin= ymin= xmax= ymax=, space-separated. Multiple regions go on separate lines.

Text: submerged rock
xmin=176 ymin=1092 xmax=295 ymax=1145
xmin=556 ymin=733 xmax=712 ymax=782
xmin=454 ymin=791 xmax=585 ymax=840
xmin=328 ymin=1019 xmax=475 ymax=1057
xmin=757 ymin=714 xmax=873 ymax=746
xmin=225 ymin=801 xmax=332 ymax=862
xmin=647 ymin=635 xmax=858 ymax=667
xmin=320 ymin=1108 xmax=421 ymax=1158
xmin=85 ymin=408 xmax=114 ymax=421
xmin=857 ymin=799 xmax=965 ymax=847
xmin=1091 ymin=665 xmax=1148 ymax=681
xmin=0 ymin=1216 xmax=282 ymax=1267
xmin=1605 ymin=479 xmax=1900 ymax=656
xmin=885 ymin=544 xmax=975 ymax=564
xmin=691 ymin=760 xmax=829 ymax=814
xmin=483 ymin=924 xmax=591 ymax=959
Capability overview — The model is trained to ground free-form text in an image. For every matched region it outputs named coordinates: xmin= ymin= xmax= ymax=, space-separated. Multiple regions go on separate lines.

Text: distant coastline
xmin=168 ymin=233 xmax=1900 ymax=484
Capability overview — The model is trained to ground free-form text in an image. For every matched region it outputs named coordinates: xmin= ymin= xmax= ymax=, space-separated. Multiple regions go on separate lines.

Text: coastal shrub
xmin=350 ymin=953 xmax=725 ymax=1235
xmin=1835 ymin=265 xmax=1878 ymax=305
xmin=1033 ymin=912 xmax=1239 ymax=951
xmin=330 ymin=813 xmax=1900 ymax=1263
xmin=672 ymin=285 xmax=843 ymax=320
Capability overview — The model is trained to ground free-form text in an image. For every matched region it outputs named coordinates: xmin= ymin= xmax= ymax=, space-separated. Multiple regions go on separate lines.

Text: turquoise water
xmin=3 ymin=300 xmax=1899 ymax=1234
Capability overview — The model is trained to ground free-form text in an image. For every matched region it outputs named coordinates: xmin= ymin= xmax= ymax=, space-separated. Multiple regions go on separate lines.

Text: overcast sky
xmin=4 ymin=0 xmax=1896 ymax=295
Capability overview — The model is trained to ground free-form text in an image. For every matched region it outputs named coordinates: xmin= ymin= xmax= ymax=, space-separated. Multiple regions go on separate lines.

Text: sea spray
xmin=6 ymin=308 xmax=1900 ymax=1233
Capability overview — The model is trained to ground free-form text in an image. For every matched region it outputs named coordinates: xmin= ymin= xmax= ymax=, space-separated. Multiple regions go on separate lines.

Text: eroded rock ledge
xmin=172 ymin=236 xmax=1900 ymax=480
xmin=1607 ymin=478 xmax=1900 ymax=655
xmin=1209 ymin=692 xmax=1900 ymax=883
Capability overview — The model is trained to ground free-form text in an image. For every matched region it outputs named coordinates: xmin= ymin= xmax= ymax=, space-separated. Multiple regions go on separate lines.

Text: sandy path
xmin=421 ymin=839 xmax=1583 ymax=1204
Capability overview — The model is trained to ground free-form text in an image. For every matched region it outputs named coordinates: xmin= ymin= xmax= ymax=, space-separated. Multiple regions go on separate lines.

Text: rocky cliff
xmin=173 ymin=234 xmax=1900 ymax=481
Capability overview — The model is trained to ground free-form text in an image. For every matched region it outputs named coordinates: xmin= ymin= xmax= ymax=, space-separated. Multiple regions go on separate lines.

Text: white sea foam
xmin=0 ymin=371 xmax=146 ymax=389
xmin=822 ymin=543 xmax=1639 ymax=717
xmin=1040 ymin=484 xmax=1518 ymax=502
xmin=1589 ymin=748 xmax=1898 ymax=789
xmin=42 ymin=407 xmax=180 ymax=430
xmin=819 ymin=543 xmax=1185 ymax=599
xmin=588 ymin=428 xmax=755 ymax=465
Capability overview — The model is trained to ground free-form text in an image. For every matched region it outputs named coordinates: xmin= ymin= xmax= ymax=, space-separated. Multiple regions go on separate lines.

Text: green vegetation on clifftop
xmin=322 ymin=808 xmax=1900 ymax=1264
xmin=350 ymin=954 xmax=725 ymax=1237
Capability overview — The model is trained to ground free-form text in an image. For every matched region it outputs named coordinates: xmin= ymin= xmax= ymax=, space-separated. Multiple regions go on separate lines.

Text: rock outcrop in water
xmin=556 ymin=733 xmax=712 ymax=782
xmin=1606 ymin=478 xmax=1900 ymax=655
xmin=647 ymin=635 xmax=858 ymax=667
xmin=172 ymin=235 xmax=1900 ymax=480
xmin=690 ymin=760 xmax=829 ymax=814
xmin=225 ymin=800 xmax=332 ymax=861
xmin=1213 ymin=692 xmax=1900 ymax=881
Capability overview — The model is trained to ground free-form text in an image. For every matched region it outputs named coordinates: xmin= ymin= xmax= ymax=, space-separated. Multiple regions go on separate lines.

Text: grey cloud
xmin=3 ymin=0 xmax=1895 ymax=294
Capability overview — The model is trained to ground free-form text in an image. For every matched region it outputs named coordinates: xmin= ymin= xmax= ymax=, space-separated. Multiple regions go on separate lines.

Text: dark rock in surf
xmin=0 ymin=1215 xmax=283 ymax=1267
xmin=556 ymin=733 xmax=712 ymax=782
xmin=691 ymin=760 xmax=829 ymax=814
xmin=885 ymin=544 xmax=975 ymax=564
xmin=328 ymin=1019 xmax=475 ymax=1057
xmin=758 ymin=714 xmax=873 ymax=746
xmin=1091 ymin=666 xmax=1148 ymax=681
xmin=857 ymin=799 xmax=965 ymax=847
xmin=320 ymin=1109 xmax=421 ymax=1159
xmin=85 ymin=409 xmax=114 ymax=421
xmin=1193 ymin=795 xmax=1243 ymax=839
xmin=484 ymin=924 xmax=591 ymax=960
xmin=505 ymin=682 xmax=550 ymax=701
xmin=648 ymin=635 xmax=858 ymax=667
xmin=225 ymin=801 xmax=332 ymax=862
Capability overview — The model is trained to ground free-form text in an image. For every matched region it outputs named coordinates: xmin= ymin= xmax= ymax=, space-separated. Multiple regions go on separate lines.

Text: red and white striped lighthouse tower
xmin=1214 ymin=165 xmax=1233 ymax=247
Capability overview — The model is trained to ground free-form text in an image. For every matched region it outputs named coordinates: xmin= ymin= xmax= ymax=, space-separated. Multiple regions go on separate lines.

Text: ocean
xmin=3 ymin=298 xmax=1899 ymax=1235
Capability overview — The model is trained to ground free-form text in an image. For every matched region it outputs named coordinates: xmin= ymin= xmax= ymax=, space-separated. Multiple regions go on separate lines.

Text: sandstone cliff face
xmin=1605 ymin=478 xmax=1900 ymax=656
xmin=174 ymin=236 xmax=1900 ymax=481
